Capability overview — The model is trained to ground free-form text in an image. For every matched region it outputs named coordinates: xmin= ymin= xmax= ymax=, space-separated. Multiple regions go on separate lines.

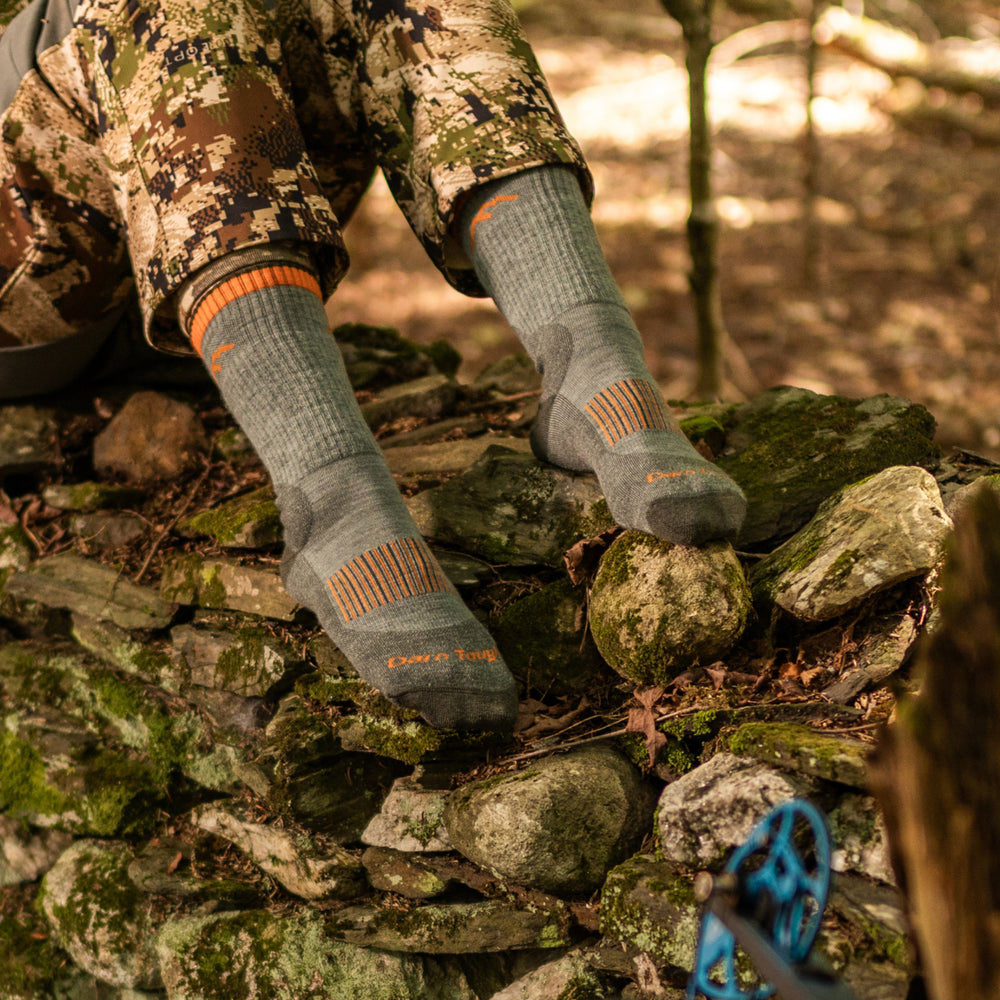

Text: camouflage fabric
xmin=0 ymin=0 xmax=591 ymax=352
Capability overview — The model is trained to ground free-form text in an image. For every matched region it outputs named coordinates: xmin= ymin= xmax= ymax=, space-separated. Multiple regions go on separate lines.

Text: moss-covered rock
xmin=490 ymin=949 xmax=613 ymax=1000
xmin=361 ymin=774 xmax=453 ymax=852
xmin=177 ymin=486 xmax=282 ymax=548
xmin=444 ymin=745 xmax=657 ymax=894
xmin=171 ymin=621 xmax=299 ymax=697
xmin=335 ymin=321 xmax=445 ymax=390
xmin=42 ymin=480 xmax=144 ymax=513
xmin=711 ymin=388 xmax=940 ymax=547
xmin=72 ymin=614 xmax=180 ymax=688
xmin=728 ymin=722 xmax=870 ymax=788
xmin=160 ymin=553 xmax=298 ymax=621
xmin=598 ymin=854 xmax=702 ymax=970
xmin=0 ymin=524 xmax=32 ymax=573
xmin=360 ymin=846 xmax=456 ymax=899
xmin=38 ymin=839 xmax=163 ymax=990
xmin=328 ymin=897 xmax=576 ymax=953
xmin=750 ymin=465 xmax=952 ymax=622
xmin=156 ymin=907 xmax=485 ymax=1000
xmin=0 ymin=640 xmax=241 ymax=793
xmin=406 ymin=445 xmax=614 ymax=567
xmin=494 ymin=577 xmax=604 ymax=693
xmin=589 ymin=532 xmax=751 ymax=684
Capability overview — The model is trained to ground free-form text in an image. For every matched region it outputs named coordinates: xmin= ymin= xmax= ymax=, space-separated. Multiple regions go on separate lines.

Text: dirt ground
xmin=331 ymin=0 xmax=1000 ymax=459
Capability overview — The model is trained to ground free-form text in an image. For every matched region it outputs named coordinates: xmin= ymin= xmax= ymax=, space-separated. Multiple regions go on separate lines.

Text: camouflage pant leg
xmin=342 ymin=0 xmax=593 ymax=295
xmin=0 ymin=0 xmax=131 ymax=350
xmin=2 ymin=0 xmax=589 ymax=355
xmin=71 ymin=0 xmax=350 ymax=350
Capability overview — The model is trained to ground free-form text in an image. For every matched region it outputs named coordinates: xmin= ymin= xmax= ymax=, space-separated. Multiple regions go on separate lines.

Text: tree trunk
xmin=660 ymin=0 xmax=728 ymax=399
xmin=870 ymin=484 xmax=1000 ymax=1000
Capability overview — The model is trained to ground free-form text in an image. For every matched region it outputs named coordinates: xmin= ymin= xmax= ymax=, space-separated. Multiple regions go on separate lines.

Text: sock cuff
xmin=187 ymin=264 xmax=323 ymax=357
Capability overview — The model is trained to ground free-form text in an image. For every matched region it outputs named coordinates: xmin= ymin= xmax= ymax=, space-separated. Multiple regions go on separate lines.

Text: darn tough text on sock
xmin=387 ymin=647 xmax=500 ymax=670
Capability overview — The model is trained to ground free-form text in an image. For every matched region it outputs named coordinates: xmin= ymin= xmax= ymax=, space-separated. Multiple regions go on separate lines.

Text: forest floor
xmin=332 ymin=0 xmax=1000 ymax=459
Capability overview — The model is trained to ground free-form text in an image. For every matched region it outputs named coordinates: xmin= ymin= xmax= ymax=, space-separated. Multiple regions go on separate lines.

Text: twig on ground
xmin=133 ymin=462 xmax=212 ymax=584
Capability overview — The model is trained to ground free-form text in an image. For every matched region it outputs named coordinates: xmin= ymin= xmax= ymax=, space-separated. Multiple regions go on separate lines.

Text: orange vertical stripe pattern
xmin=187 ymin=265 xmax=323 ymax=358
xmin=584 ymin=378 xmax=672 ymax=446
xmin=326 ymin=537 xmax=453 ymax=623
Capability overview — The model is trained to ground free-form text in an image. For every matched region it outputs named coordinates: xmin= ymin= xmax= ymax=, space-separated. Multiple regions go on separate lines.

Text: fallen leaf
xmin=626 ymin=686 xmax=668 ymax=767
xmin=563 ymin=527 xmax=622 ymax=585
xmin=166 ymin=851 xmax=184 ymax=874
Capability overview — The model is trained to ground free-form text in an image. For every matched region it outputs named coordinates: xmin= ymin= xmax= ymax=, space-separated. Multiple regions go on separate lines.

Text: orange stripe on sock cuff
xmin=187 ymin=264 xmax=322 ymax=357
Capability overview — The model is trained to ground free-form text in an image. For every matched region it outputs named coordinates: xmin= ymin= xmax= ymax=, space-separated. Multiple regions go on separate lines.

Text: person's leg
xmin=176 ymin=246 xmax=517 ymax=730
xmin=458 ymin=167 xmax=747 ymax=546
xmin=350 ymin=0 xmax=745 ymax=546
xmin=63 ymin=0 xmax=516 ymax=730
xmin=0 ymin=0 xmax=134 ymax=398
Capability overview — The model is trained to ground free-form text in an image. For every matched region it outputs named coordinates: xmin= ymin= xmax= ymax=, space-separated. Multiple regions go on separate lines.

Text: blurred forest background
xmin=333 ymin=0 xmax=1000 ymax=458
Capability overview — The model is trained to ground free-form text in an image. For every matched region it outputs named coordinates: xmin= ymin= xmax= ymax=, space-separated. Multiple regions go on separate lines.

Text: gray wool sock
xmin=461 ymin=167 xmax=746 ymax=546
xmin=181 ymin=247 xmax=517 ymax=731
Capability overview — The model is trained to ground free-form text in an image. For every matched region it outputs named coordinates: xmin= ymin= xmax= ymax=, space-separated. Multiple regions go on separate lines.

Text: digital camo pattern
xmin=0 ymin=0 xmax=590 ymax=350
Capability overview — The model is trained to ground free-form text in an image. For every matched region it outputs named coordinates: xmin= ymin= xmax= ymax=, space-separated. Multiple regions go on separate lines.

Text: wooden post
xmin=870 ymin=485 xmax=1000 ymax=1000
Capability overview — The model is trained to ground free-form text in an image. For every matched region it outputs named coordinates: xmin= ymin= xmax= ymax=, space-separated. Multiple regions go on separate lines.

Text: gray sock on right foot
xmin=460 ymin=166 xmax=746 ymax=546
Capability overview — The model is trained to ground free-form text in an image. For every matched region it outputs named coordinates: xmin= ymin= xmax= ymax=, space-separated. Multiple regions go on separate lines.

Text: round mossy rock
xmin=443 ymin=744 xmax=656 ymax=894
xmin=589 ymin=531 xmax=751 ymax=684
xmin=38 ymin=839 xmax=163 ymax=990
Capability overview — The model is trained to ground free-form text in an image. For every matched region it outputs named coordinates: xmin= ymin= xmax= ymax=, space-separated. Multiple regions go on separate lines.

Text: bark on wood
xmin=870 ymin=485 xmax=1000 ymax=1000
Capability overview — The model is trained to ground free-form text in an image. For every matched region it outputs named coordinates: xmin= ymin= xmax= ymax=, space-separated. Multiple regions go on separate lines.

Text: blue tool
xmin=687 ymin=799 xmax=857 ymax=1000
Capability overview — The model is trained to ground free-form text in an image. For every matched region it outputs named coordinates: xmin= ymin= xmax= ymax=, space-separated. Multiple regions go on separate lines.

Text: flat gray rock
xmin=752 ymin=465 xmax=952 ymax=622
xmin=5 ymin=553 xmax=175 ymax=629
xmin=406 ymin=445 xmax=613 ymax=567
xmin=0 ymin=405 xmax=59 ymax=474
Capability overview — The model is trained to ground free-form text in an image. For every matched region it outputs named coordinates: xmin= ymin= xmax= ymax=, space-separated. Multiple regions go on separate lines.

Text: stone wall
xmin=1 ymin=327 xmax=997 ymax=999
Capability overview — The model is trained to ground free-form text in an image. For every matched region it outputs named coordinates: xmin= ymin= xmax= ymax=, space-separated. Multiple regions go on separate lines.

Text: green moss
xmin=728 ymin=721 xmax=868 ymax=787
xmin=579 ymin=497 xmax=616 ymax=538
xmin=335 ymin=715 xmax=448 ymax=765
xmin=717 ymin=389 xmax=940 ymax=545
xmin=160 ymin=552 xmax=205 ymax=604
xmin=0 ymin=731 xmax=67 ymax=816
xmin=196 ymin=563 xmax=227 ymax=609
xmin=294 ymin=672 xmax=370 ymax=706
xmin=214 ymin=627 xmax=267 ymax=686
xmin=89 ymin=669 xmax=207 ymax=784
xmin=43 ymin=481 xmax=143 ymax=513
xmin=0 ymin=524 xmax=31 ymax=571
xmin=39 ymin=842 xmax=151 ymax=972
xmin=421 ymin=339 xmax=461 ymax=377
xmin=180 ymin=487 xmax=282 ymax=547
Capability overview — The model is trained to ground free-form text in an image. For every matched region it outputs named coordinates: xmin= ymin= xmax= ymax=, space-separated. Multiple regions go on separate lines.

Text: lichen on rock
xmin=589 ymin=532 xmax=751 ymax=684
